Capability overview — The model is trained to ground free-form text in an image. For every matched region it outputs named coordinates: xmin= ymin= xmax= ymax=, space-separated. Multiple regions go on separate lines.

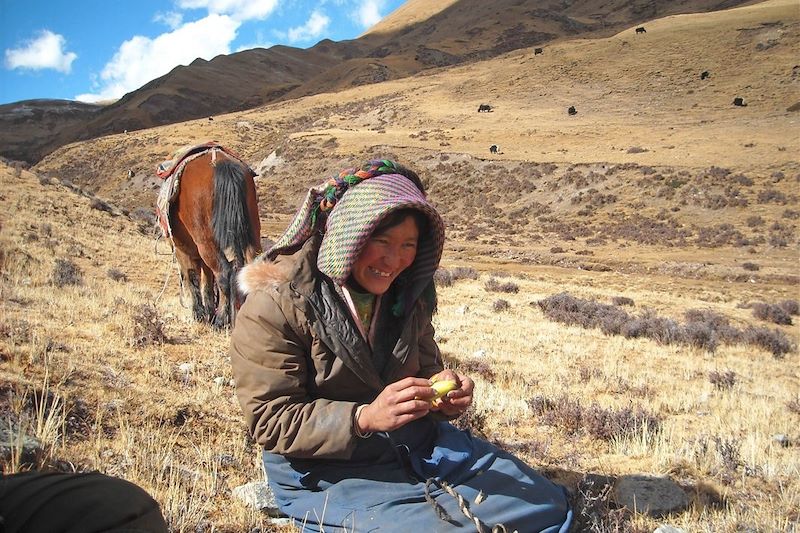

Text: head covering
xmin=268 ymin=160 xmax=445 ymax=302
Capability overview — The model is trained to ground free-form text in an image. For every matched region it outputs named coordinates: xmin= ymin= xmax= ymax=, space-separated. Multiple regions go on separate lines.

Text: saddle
xmin=156 ymin=141 xmax=246 ymax=179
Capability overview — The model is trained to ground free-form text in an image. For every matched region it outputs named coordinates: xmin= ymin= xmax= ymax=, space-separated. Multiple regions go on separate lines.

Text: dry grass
xmin=2 ymin=160 xmax=798 ymax=531
xmin=434 ymin=269 xmax=799 ymax=531
xmin=0 ymin=165 xmax=283 ymax=531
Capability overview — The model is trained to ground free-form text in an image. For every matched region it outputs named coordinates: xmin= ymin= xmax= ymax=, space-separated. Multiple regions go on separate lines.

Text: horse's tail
xmin=212 ymin=158 xmax=257 ymax=324
xmin=211 ymin=159 xmax=254 ymax=267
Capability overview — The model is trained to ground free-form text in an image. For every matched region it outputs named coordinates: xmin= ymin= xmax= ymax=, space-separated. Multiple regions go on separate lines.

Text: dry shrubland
xmin=2 ymin=3 xmax=799 ymax=529
xmin=1 ymin=165 xmax=278 ymax=531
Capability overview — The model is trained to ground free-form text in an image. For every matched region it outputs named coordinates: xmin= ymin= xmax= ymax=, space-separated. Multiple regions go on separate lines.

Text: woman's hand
xmin=357 ymin=376 xmax=435 ymax=433
xmin=429 ymin=369 xmax=474 ymax=417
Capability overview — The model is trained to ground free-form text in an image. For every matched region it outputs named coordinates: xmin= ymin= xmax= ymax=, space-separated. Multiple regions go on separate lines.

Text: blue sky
xmin=0 ymin=0 xmax=405 ymax=105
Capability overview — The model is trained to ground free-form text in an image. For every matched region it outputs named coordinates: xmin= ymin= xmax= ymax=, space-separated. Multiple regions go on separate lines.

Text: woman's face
xmin=352 ymin=215 xmax=419 ymax=295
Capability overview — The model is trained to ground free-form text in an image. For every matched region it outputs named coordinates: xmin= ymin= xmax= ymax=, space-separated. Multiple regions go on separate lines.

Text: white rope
xmin=153 ymin=231 xmax=186 ymax=308
xmin=425 ymin=478 xmax=510 ymax=533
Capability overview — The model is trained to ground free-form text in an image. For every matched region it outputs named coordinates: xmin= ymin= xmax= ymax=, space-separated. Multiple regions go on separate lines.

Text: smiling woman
xmin=229 ymin=159 xmax=573 ymax=532
xmin=350 ymin=210 xmax=424 ymax=295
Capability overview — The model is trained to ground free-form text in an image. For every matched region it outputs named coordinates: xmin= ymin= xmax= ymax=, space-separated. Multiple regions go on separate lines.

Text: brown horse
xmin=169 ymin=150 xmax=261 ymax=328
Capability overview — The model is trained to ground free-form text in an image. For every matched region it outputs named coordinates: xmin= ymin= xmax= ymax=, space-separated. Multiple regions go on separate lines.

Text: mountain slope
xmin=1 ymin=0 xmax=758 ymax=165
xmin=0 ymin=100 xmax=103 ymax=164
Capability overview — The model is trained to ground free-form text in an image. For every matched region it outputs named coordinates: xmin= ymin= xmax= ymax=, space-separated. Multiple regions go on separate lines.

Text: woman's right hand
xmin=357 ymin=377 xmax=435 ymax=433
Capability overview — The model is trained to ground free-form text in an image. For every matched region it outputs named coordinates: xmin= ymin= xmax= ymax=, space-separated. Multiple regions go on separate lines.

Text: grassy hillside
xmin=2 ymin=1 xmax=799 ymax=531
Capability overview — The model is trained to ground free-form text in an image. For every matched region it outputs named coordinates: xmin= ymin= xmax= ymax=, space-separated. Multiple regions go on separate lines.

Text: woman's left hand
xmin=429 ymin=369 xmax=474 ymax=417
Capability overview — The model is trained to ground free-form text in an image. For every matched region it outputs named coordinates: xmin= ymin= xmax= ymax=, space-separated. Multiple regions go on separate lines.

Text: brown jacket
xmin=230 ymin=235 xmax=444 ymax=460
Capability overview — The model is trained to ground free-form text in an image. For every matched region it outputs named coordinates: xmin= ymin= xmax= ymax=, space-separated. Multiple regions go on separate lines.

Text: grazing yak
xmin=733 ymin=97 xmax=747 ymax=107
xmin=701 ymin=70 xmax=710 ymax=80
xmin=490 ymin=144 xmax=500 ymax=154
xmin=568 ymin=106 xmax=577 ymax=115
xmin=635 ymin=27 xmax=647 ymax=34
xmin=478 ymin=104 xmax=493 ymax=112
xmin=534 ymin=47 xmax=543 ymax=55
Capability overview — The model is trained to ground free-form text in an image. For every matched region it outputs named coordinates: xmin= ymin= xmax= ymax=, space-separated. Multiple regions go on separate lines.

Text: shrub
xmin=484 ymin=278 xmax=519 ymax=293
xmin=573 ymin=475 xmax=628 ymax=533
xmin=550 ymin=246 xmax=564 ymax=254
xmin=433 ymin=269 xmax=453 ymax=287
xmin=130 ymin=304 xmax=167 ymax=348
xmin=757 ymin=189 xmax=787 ymax=204
xmin=52 ymin=259 xmax=83 ymax=287
xmin=529 ymin=394 xmax=661 ymax=442
xmin=451 ymin=267 xmax=479 ymax=280
xmin=434 ymin=266 xmax=479 ymax=287
xmin=787 ymin=397 xmax=800 ymax=415
xmin=455 ymin=358 xmax=496 ymax=383
xmin=741 ymin=262 xmax=760 ymax=271
xmin=107 ymin=268 xmax=128 ymax=282
xmin=714 ymin=437 xmax=742 ymax=473
xmin=709 ymin=370 xmax=736 ymax=390
xmin=89 ymin=197 xmax=114 ymax=214
xmin=741 ymin=326 xmax=793 ymax=357
xmin=707 ymin=166 xmax=731 ymax=179
xmin=537 ymin=293 xmax=795 ymax=356
xmin=752 ymin=303 xmax=792 ymax=325
xmin=611 ymin=296 xmax=634 ymax=306
xmin=746 ymin=215 xmax=764 ymax=227
xmin=620 ymin=311 xmax=683 ymax=345
xmin=682 ymin=321 xmax=719 ymax=351
xmin=778 ymin=299 xmax=799 ymax=315
xmin=492 ymin=299 xmax=510 ymax=312
xmin=583 ymin=403 xmax=661 ymax=442
xmin=451 ymin=407 xmax=488 ymax=438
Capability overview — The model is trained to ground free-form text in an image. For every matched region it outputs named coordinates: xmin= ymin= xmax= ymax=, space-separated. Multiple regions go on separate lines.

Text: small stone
xmin=232 ymin=481 xmax=283 ymax=517
xmin=772 ymin=434 xmax=791 ymax=447
xmin=0 ymin=424 xmax=42 ymax=463
xmin=178 ymin=363 xmax=193 ymax=373
xmin=473 ymin=349 xmax=486 ymax=358
xmin=213 ymin=376 xmax=227 ymax=386
xmin=456 ymin=305 xmax=469 ymax=315
xmin=612 ymin=474 xmax=688 ymax=517
xmin=654 ymin=526 xmax=687 ymax=533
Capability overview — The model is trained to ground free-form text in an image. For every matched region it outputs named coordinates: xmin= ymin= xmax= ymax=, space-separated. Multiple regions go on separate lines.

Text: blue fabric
xmin=263 ymin=421 xmax=572 ymax=532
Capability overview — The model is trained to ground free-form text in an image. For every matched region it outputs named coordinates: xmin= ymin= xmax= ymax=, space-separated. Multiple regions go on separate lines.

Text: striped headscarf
xmin=268 ymin=160 xmax=445 ymax=299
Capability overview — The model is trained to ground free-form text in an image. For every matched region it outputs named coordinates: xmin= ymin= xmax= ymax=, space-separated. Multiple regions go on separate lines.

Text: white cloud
xmin=288 ymin=10 xmax=330 ymax=43
xmin=4 ymin=30 xmax=77 ymax=73
xmin=154 ymin=11 xmax=184 ymax=29
xmin=354 ymin=0 xmax=386 ymax=28
xmin=75 ymin=14 xmax=239 ymax=103
xmin=177 ymin=0 xmax=279 ymax=21
xmin=236 ymin=29 xmax=274 ymax=51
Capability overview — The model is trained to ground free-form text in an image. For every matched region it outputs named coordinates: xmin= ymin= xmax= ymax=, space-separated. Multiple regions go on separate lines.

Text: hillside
xmin=0 ymin=0 xmax=758 ymax=165
xmin=0 ymin=99 xmax=104 ymax=164
xmin=33 ymin=0 xmax=800 ymax=278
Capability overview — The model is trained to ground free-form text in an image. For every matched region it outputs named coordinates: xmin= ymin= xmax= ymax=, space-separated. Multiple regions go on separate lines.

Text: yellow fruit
xmin=430 ymin=380 xmax=458 ymax=401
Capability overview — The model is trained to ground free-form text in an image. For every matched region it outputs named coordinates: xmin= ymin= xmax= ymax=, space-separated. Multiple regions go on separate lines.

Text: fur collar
xmin=237 ymin=259 xmax=289 ymax=295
